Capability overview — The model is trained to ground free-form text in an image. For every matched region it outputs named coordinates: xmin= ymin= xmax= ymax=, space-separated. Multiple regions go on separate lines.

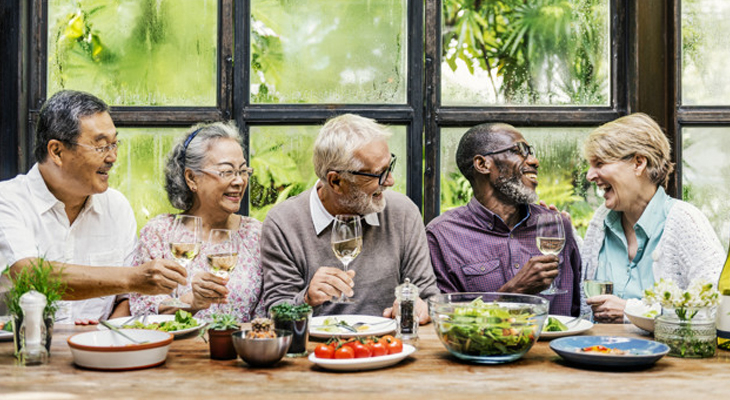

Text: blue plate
xmin=549 ymin=336 xmax=669 ymax=367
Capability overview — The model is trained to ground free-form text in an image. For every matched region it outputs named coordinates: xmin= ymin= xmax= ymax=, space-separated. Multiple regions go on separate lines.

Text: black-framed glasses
xmin=340 ymin=153 xmax=397 ymax=186
xmin=69 ymin=139 xmax=122 ymax=156
xmin=200 ymin=167 xmax=254 ymax=181
xmin=481 ymin=142 xmax=534 ymax=159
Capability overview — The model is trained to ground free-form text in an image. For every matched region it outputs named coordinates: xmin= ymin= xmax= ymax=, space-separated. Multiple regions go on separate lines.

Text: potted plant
xmin=200 ymin=312 xmax=240 ymax=360
xmin=2 ymin=257 xmax=66 ymax=356
xmin=269 ymin=302 xmax=312 ymax=357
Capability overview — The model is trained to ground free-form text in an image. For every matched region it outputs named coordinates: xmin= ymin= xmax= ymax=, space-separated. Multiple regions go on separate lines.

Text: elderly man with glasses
xmin=426 ymin=123 xmax=582 ymax=316
xmin=0 ymin=90 xmax=187 ymax=324
xmin=261 ymin=114 xmax=439 ymax=322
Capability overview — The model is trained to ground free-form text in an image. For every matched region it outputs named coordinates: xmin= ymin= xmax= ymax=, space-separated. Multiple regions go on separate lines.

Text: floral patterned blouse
xmin=130 ymin=214 xmax=265 ymax=322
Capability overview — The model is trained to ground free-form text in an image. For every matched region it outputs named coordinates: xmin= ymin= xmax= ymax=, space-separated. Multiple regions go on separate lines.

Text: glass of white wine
xmin=163 ymin=214 xmax=203 ymax=308
xmin=584 ymin=280 xmax=614 ymax=297
xmin=206 ymin=229 xmax=238 ymax=279
xmin=206 ymin=229 xmax=237 ymax=313
xmin=330 ymin=214 xmax=362 ymax=304
xmin=536 ymin=213 xmax=567 ymax=295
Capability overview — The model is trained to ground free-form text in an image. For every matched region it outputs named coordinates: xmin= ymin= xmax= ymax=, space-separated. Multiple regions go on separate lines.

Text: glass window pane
xmin=48 ymin=0 xmax=217 ymax=106
xmin=440 ymin=126 xmax=598 ymax=235
xmin=249 ymin=125 xmax=407 ymax=221
xmin=682 ymin=127 xmax=730 ymax=247
xmin=441 ymin=0 xmax=610 ymax=106
xmin=681 ymin=0 xmax=730 ymax=105
xmin=250 ymin=0 xmax=407 ymax=104
xmin=109 ymin=128 xmax=184 ymax=233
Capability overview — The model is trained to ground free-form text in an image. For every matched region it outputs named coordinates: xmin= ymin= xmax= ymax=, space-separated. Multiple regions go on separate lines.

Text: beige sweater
xmin=261 ymin=188 xmax=440 ymax=316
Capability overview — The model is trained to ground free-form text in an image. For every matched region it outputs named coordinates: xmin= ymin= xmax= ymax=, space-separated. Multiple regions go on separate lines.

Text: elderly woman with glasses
xmin=582 ymin=113 xmax=724 ymax=323
xmin=130 ymin=121 xmax=265 ymax=321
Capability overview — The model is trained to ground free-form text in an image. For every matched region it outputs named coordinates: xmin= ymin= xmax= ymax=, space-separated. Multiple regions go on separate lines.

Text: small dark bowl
xmin=232 ymin=329 xmax=292 ymax=367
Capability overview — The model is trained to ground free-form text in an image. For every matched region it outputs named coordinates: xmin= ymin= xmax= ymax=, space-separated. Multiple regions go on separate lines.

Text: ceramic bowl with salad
xmin=429 ymin=292 xmax=549 ymax=364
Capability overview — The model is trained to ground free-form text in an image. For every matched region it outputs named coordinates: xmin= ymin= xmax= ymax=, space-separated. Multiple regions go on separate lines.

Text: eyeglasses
xmin=481 ymin=142 xmax=534 ymax=159
xmin=339 ymin=153 xmax=397 ymax=186
xmin=200 ymin=167 xmax=254 ymax=181
xmin=69 ymin=140 xmax=122 ymax=156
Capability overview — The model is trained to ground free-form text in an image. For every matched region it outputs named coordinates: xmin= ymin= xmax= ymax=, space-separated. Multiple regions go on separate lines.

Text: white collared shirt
xmin=0 ymin=164 xmax=137 ymax=322
xmin=309 ymin=181 xmax=380 ymax=235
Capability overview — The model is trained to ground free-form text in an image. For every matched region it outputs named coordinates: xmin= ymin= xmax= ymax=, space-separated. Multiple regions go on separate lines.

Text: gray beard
xmin=494 ymin=170 xmax=538 ymax=205
xmin=341 ymin=184 xmax=387 ymax=215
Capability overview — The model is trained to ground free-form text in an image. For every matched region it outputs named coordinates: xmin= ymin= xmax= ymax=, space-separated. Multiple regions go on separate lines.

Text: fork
xmin=564 ymin=312 xmax=590 ymax=328
xmin=350 ymin=319 xmax=396 ymax=330
xmin=100 ymin=320 xmax=149 ymax=345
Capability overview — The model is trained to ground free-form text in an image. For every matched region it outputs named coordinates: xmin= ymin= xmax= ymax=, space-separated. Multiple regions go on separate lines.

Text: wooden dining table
xmin=1 ymin=322 xmax=728 ymax=399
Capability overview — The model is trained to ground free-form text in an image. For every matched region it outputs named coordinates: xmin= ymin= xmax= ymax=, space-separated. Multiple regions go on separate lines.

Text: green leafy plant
xmin=269 ymin=302 xmax=312 ymax=322
xmin=199 ymin=312 xmax=240 ymax=341
xmin=3 ymin=257 xmax=67 ymax=318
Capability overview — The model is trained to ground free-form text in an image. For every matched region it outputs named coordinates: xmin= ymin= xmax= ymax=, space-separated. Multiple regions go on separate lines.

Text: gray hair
xmin=313 ymin=114 xmax=392 ymax=181
xmin=34 ymin=90 xmax=110 ymax=162
xmin=165 ymin=121 xmax=242 ymax=210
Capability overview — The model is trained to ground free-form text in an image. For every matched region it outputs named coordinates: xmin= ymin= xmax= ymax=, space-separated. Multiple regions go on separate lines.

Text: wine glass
xmin=536 ymin=213 xmax=567 ymax=295
xmin=584 ymin=280 xmax=614 ymax=297
xmin=330 ymin=214 xmax=362 ymax=304
xmin=162 ymin=215 xmax=202 ymax=308
xmin=206 ymin=229 xmax=237 ymax=313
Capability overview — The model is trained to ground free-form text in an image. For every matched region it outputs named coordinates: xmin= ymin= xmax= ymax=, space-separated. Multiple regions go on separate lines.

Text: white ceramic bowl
xmin=624 ymin=309 xmax=656 ymax=332
xmin=623 ymin=299 xmax=660 ymax=333
xmin=67 ymin=329 xmax=173 ymax=371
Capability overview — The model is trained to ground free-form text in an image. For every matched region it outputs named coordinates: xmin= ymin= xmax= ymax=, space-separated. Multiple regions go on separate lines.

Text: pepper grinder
xmin=394 ymin=278 xmax=419 ymax=347
xmin=18 ymin=290 xmax=49 ymax=366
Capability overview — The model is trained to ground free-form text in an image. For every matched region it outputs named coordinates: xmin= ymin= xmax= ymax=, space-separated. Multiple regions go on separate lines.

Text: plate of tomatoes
xmin=309 ymin=335 xmax=415 ymax=371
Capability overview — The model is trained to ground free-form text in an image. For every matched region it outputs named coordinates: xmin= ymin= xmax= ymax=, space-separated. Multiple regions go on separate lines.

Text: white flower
xmin=643 ymin=278 xmax=719 ymax=310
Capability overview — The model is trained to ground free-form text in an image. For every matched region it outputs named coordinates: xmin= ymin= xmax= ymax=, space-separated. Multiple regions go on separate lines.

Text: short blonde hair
xmin=583 ymin=113 xmax=674 ymax=188
xmin=313 ymin=114 xmax=392 ymax=181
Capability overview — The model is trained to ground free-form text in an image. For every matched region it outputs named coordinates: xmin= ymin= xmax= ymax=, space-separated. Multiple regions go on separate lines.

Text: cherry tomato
xmin=386 ymin=337 xmax=403 ymax=354
xmin=342 ymin=340 xmax=358 ymax=350
xmin=314 ymin=343 xmax=335 ymax=359
xmin=352 ymin=341 xmax=372 ymax=358
xmin=334 ymin=345 xmax=355 ymax=359
xmin=381 ymin=335 xmax=396 ymax=344
xmin=369 ymin=340 xmax=387 ymax=357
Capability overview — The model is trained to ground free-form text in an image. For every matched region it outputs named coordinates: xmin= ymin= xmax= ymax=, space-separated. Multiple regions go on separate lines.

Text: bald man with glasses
xmin=426 ymin=123 xmax=582 ymax=317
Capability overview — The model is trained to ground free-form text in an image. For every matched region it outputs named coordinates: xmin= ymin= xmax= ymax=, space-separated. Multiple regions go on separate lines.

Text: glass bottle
xmin=717 ymin=246 xmax=730 ymax=350
xmin=18 ymin=290 xmax=49 ymax=365
xmin=394 ymin=278 xmax=418 ymax=347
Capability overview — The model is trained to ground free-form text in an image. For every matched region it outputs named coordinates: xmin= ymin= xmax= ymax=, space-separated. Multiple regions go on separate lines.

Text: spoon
xmin=100 ymin=320 xmax=148 ymax=345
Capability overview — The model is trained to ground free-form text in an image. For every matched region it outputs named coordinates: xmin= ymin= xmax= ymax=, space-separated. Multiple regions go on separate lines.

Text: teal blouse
xmin=595 ymin=187 xmax=676 ymax=299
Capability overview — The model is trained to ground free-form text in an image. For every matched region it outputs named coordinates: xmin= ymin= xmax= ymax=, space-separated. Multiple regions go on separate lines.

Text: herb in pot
xmin=269 ymin=302 xmax=312 ymax=357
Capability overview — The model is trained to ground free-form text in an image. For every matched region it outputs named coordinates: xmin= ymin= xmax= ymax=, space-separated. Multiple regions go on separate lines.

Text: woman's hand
xmin=184 ymin=272 xmax=230 ymax=313
xmin=586 ymin=294 xmax=627 ymax=323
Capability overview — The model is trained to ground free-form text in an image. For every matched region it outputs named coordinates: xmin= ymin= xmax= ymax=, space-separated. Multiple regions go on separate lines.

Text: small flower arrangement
xmin=643 ymin=278 xmax=719 ymax=320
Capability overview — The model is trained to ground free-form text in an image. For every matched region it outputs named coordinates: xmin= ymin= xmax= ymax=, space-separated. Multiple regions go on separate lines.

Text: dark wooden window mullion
xmin=406 ymin=0 xmax=425 ymax=210
xmin=423 ymin=0 xmax=441 ymax=224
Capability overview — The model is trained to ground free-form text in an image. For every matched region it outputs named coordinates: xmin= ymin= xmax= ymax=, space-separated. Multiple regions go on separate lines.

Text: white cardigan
xmin=580 ymin=201 xmax=725 ymax=314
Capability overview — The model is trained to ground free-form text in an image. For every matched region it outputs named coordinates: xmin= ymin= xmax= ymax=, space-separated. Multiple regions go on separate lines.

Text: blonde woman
xmin=581 ymin=113 xmax=723 ymax=323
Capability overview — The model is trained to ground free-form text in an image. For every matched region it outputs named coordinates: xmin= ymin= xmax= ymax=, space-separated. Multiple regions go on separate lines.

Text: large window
xmin=679 ymin=0 xmax=730 ymax=247
xmin=28 ymin=0 xmax=730 ymax=239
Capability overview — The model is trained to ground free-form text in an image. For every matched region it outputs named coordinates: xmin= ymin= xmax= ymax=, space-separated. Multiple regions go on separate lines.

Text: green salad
xmin=123 ymin=310 xmax=199 ymax=332
xmin=545 ymin=317 xmax=568 ymax=332
xmin=438 ymin=298 xmax=540 ymax=356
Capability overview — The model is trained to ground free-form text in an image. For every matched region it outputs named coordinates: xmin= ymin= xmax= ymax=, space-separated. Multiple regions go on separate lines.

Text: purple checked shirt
xmin=426 ymin=197 xmax=581 ymax=316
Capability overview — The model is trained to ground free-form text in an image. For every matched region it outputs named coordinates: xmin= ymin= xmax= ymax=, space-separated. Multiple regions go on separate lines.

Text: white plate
xmin=99 ymin=315 xmax=205 ymax=338
xmin=309 ymin=315 xmax=396 ymax=338
xmin=308 ymin=344 xmax=415 ymax=371
xmin=539 ymin=315 xmax=593 ymax=339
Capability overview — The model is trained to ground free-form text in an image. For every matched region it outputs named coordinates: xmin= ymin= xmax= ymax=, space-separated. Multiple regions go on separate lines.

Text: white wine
xmin=584 ymin=280 xmax=613 ymax=297
xmin=717 ymin=249 xmax=730 ymax=350
xmin=332 ymin=237 xmax=362 ymax=265
xmin=169 ymin=242 xmax=201 ymax=261
xmin=536 ymin=237 xmax=566 ymax=256
xmin=207 ymin=252 xmax=238 ymax=278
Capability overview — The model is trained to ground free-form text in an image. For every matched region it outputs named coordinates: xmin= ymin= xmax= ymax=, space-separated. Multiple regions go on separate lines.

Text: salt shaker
xmin=18 ymin=290 xmax=49 ymax=366
xmin=394 ymin=278 xmax=419 ymax=347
